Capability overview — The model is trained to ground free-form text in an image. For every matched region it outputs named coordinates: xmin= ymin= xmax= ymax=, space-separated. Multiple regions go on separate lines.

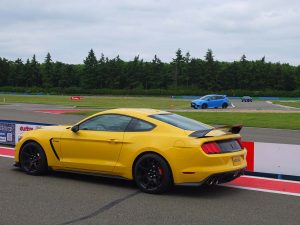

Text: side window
xmin=79 ymin=114 xmax=132 ymax=132
xmin=126 ymin=118 xmax=155 ymax=131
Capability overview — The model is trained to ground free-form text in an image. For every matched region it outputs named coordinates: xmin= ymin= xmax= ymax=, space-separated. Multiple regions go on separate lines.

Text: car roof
xmin=96 ymin=108 xmax=170 ymax=117
xmin=203 ymin=94 xmax=226 ymax=97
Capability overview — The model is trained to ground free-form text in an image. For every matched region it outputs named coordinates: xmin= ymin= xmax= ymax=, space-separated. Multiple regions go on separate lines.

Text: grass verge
xmin=0 ymin=94 xmax=190 ymax=109
xmin=176 ymin=112 xmax=300 ymax=130
xmin=272 ymin=100 xmax=300 ymax=109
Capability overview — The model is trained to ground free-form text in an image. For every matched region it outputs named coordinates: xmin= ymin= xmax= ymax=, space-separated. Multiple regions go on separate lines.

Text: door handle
xmin=108 ymin=139 xmax=119 ymax=143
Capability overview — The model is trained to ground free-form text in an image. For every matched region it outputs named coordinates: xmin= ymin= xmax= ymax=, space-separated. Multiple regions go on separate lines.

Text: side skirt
xmin=49 ymin=167 xmax=131 ymax=181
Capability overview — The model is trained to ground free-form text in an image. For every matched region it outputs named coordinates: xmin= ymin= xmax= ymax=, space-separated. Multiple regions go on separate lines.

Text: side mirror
xmin=71 ymin=125 xmax=79 ymax=133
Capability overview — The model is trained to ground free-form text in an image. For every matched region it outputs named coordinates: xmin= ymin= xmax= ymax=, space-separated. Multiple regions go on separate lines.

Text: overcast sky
xmin=1 ymin=0 xmax=300 ymax=65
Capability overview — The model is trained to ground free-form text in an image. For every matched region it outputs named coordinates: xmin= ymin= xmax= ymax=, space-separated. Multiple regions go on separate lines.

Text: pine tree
xmin=240 ymin=54 xmax=247 ymax=62
xmin=0 ymin=57 xmax=10 ymax=86
xmin=82 ymin=49 xmax=98 ymax=89
xmin=42 ymin=53 xmax=54 ymax=87
xmin=24 ymin=59 xmax=32 ymax=87
xmin=205 ymin=49 xmax=214 ymax=63
xmin=183 ymin=52 xmax=191 ymax=88
xmin=59 ymin=64 xmax=76 ymax=88
xmin=204 ymin=49 xmax=217 ymax=90
xmin=97 ymin=53 xmax=106 ymax=88
xmin=53 ymin=62 xmax=64 ymax=87
xmin=172 ymin=49 xmax=185 ymax=88
xmin=12 ymin=59 xmax=24 ymax=86
xmin=30 ymin=55 xmax=41 ymax=86
xmin=151 ymin=55 xmax=165 ymax=89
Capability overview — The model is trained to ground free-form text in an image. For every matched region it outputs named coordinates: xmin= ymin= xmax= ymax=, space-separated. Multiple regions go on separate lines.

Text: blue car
xmin=191 ymin=95 xmax=230 ymax=109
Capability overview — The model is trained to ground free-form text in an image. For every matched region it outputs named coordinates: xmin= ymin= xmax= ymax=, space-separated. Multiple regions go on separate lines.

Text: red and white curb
xmin=0 ymin=147 xmax=14 ymax=158
xmin=224 ymin=175 xmax=300 ymax=197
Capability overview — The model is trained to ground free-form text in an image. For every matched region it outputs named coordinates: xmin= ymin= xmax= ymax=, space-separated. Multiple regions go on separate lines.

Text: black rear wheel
xmin=222 ymin=103 xmax=228 ymax=109
xmin=134 ymin=153 xmax=173 ymax=194
xmin=20 ymin=142 xmax=48 ymax=175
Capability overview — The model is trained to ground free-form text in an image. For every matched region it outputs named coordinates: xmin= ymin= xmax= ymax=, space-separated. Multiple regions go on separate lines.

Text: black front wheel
xmin=19 ymin=142 xmax=48 ymax=175
xmin=201 ymin=103 xmax=208 ymax=109
xmin=134 ymin=153 xmax=173 ymax=194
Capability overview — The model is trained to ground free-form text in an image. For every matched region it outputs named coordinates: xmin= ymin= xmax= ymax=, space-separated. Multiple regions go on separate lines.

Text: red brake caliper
xmin=158 ymin=167 xmax=163 ymax=175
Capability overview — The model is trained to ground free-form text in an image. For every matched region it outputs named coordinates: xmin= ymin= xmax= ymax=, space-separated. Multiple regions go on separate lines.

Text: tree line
xmin=0 ymin=49 xmax=300 ymax=96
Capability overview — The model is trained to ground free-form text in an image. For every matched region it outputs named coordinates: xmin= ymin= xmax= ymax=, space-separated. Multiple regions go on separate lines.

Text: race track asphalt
xmin=1 ymin=157 xmax=300 ymax=225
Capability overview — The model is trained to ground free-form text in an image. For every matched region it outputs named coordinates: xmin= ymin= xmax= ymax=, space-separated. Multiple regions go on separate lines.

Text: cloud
xmin=0 ymin=0 xmax=300 ymax=65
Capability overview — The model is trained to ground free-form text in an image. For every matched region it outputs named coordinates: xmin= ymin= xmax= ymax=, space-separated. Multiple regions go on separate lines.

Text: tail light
xmin=236 ymin=138 xmax=244 ymax=149
xmin=201 ymin=142 xmax=221 ymax=154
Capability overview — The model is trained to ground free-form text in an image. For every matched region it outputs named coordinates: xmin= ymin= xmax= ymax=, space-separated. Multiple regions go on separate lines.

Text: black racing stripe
xmin=49 ymin=138 xmax=60 ymax=160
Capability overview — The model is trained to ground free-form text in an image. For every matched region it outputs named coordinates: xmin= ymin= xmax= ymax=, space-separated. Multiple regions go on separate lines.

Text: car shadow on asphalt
xmin=49 ymin=170 xmax=138 ymax=190
xmin=11 ymin=167 xmax=243 ymax=198
xmin=168 ymin=184 xmax=242 ymax=198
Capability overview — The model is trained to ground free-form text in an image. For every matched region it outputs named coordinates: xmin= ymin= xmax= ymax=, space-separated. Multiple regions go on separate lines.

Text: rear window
xmin=149 ymin=114 xmax=211 ymax=131
xmin=126 ymin=118 xmax=155 ymax=131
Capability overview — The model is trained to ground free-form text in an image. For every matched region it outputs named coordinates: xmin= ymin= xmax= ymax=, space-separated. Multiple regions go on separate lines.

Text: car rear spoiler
xmin=189 ymin=125 xmax=243 ymax=138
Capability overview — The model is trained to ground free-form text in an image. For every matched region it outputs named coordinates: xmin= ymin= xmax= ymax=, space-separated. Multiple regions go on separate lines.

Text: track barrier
xmin=0 ymin=120 xmax=51 ymax=146
xmin=244 ymin=141 xmax=300 ymax=180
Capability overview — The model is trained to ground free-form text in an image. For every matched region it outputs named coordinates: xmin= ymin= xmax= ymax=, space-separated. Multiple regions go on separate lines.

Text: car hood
xmin=192 ymin=99 xmax=204 ymax=103
xmin=40 ymin=125 xmax=71 ymax=131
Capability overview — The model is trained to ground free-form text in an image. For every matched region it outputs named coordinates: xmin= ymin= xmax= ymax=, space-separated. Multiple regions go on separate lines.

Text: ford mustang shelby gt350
xmin=14 ymin=108 xmax=247 ymax=194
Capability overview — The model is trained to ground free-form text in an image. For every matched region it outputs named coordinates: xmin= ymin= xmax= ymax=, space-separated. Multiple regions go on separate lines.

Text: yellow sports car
xmin=14 ymin=108 xmax=247 ymax=194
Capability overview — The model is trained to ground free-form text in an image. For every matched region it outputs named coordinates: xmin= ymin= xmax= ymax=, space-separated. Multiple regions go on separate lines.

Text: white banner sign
xmin=15 ymin=124 xmax=42 ymax=144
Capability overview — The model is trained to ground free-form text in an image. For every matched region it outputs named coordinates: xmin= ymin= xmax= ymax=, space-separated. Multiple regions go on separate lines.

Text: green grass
xmin=272 ymin=100 xmax=300 ymax=108
xmin=67 ymin=111 xmax=300 ymax=130
xmin=176 ymin=112 xmax=300 ymax=130
xmin=1 ymin=94 xmax=299 ymax=130
xmin=0 ymin=94 xmax=190 ymax=109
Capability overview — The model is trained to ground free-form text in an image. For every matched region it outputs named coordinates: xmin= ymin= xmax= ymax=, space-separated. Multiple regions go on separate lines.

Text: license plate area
xmin=217 ymin=139 xmax=241 ymax=153
xmin=232 ymin=156 xmax=241 ymax=166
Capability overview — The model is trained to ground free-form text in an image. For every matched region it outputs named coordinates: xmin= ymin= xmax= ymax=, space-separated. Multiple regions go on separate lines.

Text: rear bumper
xmin=176 ymin=168 xmax=245 ymax=186
xmin=172 ymin=148 xmax=247 ymax=184
xmin=204 ymin=168 xmax=245 ymax=185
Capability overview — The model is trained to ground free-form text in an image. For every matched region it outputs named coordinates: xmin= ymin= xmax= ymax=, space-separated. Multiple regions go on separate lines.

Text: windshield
xmin=199 ymin=95 xmax=211 ymax=100
xmin=149 ymin=113 xmax=211 ymax=131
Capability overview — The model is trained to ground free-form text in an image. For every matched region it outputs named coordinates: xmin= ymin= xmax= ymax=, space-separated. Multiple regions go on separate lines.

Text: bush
xmin=0 ymin=86 xmax=299 ymax=97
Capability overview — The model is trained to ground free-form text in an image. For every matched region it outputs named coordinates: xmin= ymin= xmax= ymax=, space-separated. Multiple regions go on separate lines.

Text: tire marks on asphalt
xmin=58 ymin=190 xmax=140 ymax=225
